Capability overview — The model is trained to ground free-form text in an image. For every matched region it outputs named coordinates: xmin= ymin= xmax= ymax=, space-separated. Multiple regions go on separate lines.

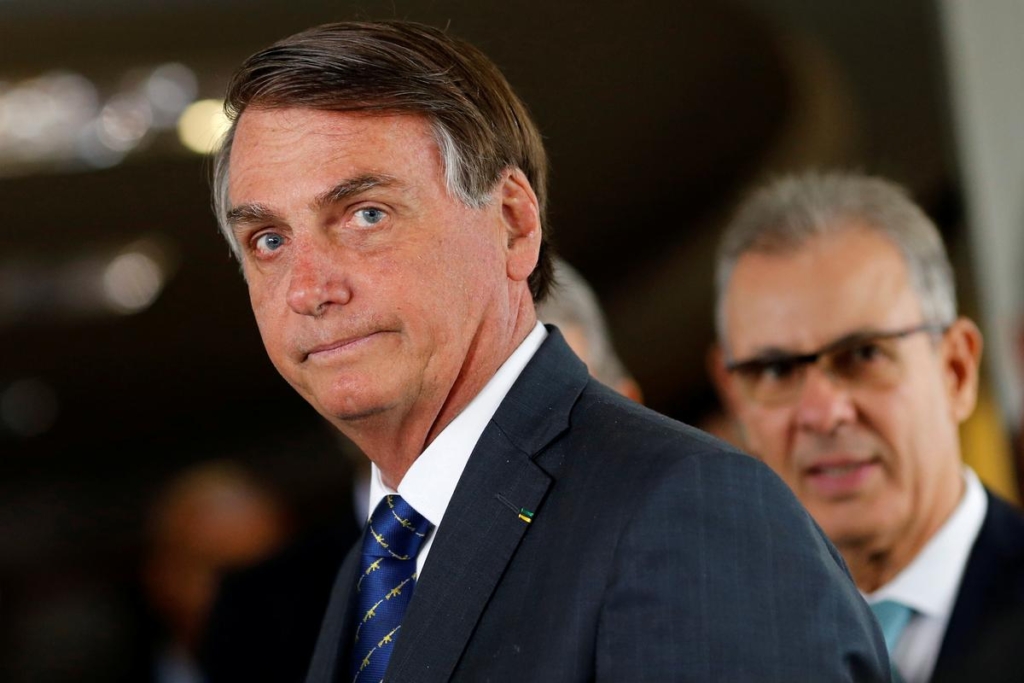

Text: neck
xmin=843 ymin=547 xmax=909 ymax=593
xmin=339 ymin=293 xmax=537 ymax=489
xmin=842 ymin=470 xmax=965 ymax=592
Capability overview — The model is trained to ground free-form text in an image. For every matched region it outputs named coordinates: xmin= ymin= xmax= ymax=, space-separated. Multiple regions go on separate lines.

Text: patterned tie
xmin=349 ymin=495 xmax=432 ymax=683
xmin=870 ymin=600 xmax=914 ymax=683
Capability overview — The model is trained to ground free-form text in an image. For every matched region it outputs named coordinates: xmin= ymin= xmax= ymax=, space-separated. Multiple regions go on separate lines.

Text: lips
xmin=808 ymin=462 xmax=867 ymax=477
xmin=803 ymin=458 xmax=880 ymax=497
xmin=302 ymin=331 xmax=385 ymax=361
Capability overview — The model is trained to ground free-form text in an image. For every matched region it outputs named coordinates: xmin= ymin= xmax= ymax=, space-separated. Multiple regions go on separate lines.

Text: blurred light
xmin=76 ymin=120 xmax=127 ymax=169
xmin=3 ymin=84 xmax=52 ymax=140
xmin=177 ymin=99 xmax=229 ymax=155
xmin=1 ymin=378 xmax=59 ymax=438
xmin=0 ymin=234 xmax=178 ymax=324
xmin=97 ymin=93 xmax=152 ymax=152
xmin=0 ymin=71 xmax=99 ymax=165
xmin=0 ymin=63 xmax=204 ymax=174
xmin=102 ymin=250 xmax=163 ymax=314
xmin=43 ymin=72 xmax=99 ymax=115
xmin=101 ymin=237 xmax=169 ymax=315
xmin=145 ymin=63 xmax=198 ymax=128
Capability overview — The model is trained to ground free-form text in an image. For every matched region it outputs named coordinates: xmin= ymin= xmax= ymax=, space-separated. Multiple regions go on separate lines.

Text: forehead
xmin=228 ymin=108 xmax=443 ymax=206
xmin=723 ymin=226 xmax=923 ymax=356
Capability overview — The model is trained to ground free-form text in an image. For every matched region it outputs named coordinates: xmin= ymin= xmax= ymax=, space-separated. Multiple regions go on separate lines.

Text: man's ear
xmin=499 ymin=168 xmax=541 ymax=283
xmin=943 ymin=317 xmax=984 ymax=424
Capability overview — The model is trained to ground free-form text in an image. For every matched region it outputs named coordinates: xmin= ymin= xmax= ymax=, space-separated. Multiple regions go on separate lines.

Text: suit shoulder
xmin=564 ymin=379 xmax=773 ymax=476
xmin=983 ymin=490 xmax=1024 ymax=536
xmin=972 ymin=490 xmax=1024 ymax=593
xmin=533 ymin=379 xmax=815 ymax=540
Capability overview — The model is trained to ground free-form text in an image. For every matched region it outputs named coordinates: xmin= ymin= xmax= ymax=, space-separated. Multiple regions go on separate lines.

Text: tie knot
xmin=363 ymin=495 xmax=432 ymax=560
xmin=870 ymin=599 xmax=914 ymax=652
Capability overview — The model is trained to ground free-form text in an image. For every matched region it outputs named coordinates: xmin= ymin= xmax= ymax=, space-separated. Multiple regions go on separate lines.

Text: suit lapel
xmin=385 ymin=328 xmax=588 ymax=682
xmin=304 ymin=540 xmax=362 ymax=683
xmin=935 ymin=491 xmax=1024 ymax=669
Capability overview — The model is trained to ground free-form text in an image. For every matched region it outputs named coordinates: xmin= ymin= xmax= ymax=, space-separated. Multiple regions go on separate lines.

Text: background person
xmin=199 ymin=435 xmax=364 ymax=683
xmin=712 ymin=170 xmax=1024 ymax=682
xmin=143 ymin=461 xmax=288 ymax=683
xmin=536 ymin=258 xmax=643 ymax=402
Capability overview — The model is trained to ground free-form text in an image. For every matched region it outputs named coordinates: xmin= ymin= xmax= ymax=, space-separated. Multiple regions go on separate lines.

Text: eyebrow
xmin=310 ymin=173 xmax=400 ymax=213
xmin=225 ymin=203 xmax=281 ymax=234
xmin=225 ymin=173 xmax=401 ymax=234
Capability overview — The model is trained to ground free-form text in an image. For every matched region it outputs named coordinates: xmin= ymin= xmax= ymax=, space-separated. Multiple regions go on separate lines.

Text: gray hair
xmin=538 ymin=259 xmax=631 ymax=387
xmin=211 ymin=21 xmax=554 ymax=300
xmin=714 ymin=170 xmax=957 ymax=343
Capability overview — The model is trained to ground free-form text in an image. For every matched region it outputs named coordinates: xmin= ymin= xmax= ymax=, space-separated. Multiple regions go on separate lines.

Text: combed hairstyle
xmin=714 ymin=170 xmax=957 ymax=345
xmin=537 ymin=258 xmax=631 ymax=387
xmin=212 ymin=20 xmax=554 ymax=300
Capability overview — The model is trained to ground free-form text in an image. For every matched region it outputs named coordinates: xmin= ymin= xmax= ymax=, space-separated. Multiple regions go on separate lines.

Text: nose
xmin=285 ymin=244 xmax=351 ymax=316
xmin=793 ymin=364 xmax=856 ymax=435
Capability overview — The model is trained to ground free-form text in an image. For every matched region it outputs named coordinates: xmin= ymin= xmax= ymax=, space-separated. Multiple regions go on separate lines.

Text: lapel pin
xmin=495 ymin=494 xmax=536 ymax=524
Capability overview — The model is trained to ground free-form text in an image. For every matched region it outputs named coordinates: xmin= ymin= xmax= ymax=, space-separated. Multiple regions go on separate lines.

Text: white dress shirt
xmin=365 ymin=322 xmax=548 ymax=576
xmin=864 ymin=467 xmax=987 ymax=683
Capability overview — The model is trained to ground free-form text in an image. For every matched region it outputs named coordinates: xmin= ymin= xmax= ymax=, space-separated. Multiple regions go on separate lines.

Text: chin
xmin=293 ymin=374 xmax=390 ymax=421
xmin=817 ymin=510 xmax=883 ymax=549
xmin=321 ymin=403 xmax=393 ymax=423
xmin=310 ymin=385 xmax=395 ymax=421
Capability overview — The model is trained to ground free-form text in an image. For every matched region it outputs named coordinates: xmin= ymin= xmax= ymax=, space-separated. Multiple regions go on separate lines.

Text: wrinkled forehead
xmin=722 ymin=228 xmax=924 ymax=358
xmin=227 ymin=108 xmax=442 ymax=205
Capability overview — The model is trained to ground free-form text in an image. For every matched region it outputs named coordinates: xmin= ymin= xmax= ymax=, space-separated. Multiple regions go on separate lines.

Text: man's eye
xmin=841 ymin=343 xmax=882 ymax=365
xmin=831 ymin=342 xmax=884 ymax=376
xmin=761 ymin=360 xmax=798 ymax=381
xmin=254 ymin=232 xmax=285 ymax=253
xmin=353 ymin=207 xmax=386 ymax=227
xmin=737 ymin=359 xmax=797 ymax=383
xmin=853 ymin=343 xmax=881 ymax=361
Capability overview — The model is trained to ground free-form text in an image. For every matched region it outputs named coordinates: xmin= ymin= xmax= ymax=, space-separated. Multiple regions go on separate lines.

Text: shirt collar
xmin=367 ymin=322 xmax=548 ymax=527
xmin=866 ymin=467 xmax=988 ymax=618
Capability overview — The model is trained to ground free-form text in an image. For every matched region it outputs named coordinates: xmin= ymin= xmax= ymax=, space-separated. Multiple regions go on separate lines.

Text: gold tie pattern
xmin=349 ymin=495 xmax=431 ymax=683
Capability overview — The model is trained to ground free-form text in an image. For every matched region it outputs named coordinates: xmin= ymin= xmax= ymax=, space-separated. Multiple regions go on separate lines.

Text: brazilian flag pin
xmin=518 ymin=508 xmax=534 ymax=524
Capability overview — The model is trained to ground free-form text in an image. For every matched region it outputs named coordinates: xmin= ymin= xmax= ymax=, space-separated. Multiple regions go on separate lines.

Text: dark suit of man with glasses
xmin=712 ymin=171 xmax=1024 ymax=683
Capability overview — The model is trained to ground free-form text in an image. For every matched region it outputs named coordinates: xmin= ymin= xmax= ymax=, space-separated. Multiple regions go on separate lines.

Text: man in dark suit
xmin=210 ymin=22 xmax=888 ymax=681
xmin=711 ymin=171 xmax=1024 ymax=682
xmin=200 ymin=257 xmax=635 ymax=683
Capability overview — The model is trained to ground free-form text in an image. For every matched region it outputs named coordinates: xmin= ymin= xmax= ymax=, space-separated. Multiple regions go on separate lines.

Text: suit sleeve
xmin=594 ymin=449 xmax=891 ymax=682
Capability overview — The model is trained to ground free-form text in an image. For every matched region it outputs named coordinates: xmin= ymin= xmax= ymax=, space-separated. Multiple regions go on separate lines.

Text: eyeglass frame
xmin=724 ymin=321 xmax=951 ymax=402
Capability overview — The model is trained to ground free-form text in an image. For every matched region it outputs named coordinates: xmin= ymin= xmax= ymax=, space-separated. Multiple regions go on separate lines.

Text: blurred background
xmin=2 ymin=0 xmax=1023 ymax=680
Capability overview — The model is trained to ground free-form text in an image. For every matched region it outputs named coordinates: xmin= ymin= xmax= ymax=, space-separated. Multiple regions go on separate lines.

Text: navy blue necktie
xmin=349 ymin=495 xmax=432 ymax=683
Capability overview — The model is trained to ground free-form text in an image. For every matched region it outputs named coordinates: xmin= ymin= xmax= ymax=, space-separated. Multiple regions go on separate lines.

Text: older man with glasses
xmin=711 ymin=170 xmax=1024 ymax=683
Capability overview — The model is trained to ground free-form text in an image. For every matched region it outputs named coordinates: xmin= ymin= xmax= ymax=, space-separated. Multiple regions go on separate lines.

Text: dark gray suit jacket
xmin=305 ymin=328 xmax=889 ymax=682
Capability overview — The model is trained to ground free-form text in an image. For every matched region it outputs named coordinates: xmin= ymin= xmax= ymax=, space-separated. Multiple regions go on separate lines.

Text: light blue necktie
xmin=349 ymin=495 xmax=432 ymax=683
xmin=871 ymin=600 xmax=914 ymax=682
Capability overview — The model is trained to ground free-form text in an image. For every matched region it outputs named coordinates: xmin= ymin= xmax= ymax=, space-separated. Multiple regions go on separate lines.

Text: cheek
xmin=740 ymin=406 xmax=794 ymax=464
xmin=863 ymin=386 xmax=925 ymax=460
xmin=247 ymin=284 xmax=289 ymax=357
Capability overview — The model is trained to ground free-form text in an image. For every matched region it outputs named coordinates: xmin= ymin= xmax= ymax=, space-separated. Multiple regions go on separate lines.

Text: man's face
xmin=227 ymin=109 xmax=526 ymax=430
xmin=719 ymin=226 xmax=976 ymax=557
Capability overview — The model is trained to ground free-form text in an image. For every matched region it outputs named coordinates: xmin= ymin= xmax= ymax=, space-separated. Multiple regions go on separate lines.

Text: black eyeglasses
xmin=725 ymin=322 xmax=949 ymax=405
